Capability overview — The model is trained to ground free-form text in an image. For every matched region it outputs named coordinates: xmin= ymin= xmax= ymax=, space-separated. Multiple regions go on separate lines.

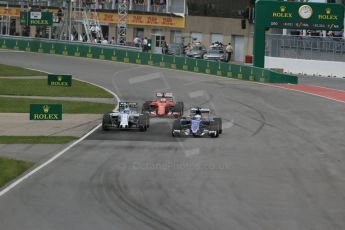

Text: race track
xmin=0 ymin=51 xmax=345 ymax=230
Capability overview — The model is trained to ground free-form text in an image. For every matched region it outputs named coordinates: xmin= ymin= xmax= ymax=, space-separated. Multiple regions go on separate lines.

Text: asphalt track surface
xmin=1 ymin=51 xmax=345 ymax=230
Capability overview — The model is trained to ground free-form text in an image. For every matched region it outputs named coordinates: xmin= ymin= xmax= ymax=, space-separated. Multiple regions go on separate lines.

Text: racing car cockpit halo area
xmin=190 ymin=107 xmax=210 ymax=119
xmin=118 ymin=102 xmax=138 ymax=113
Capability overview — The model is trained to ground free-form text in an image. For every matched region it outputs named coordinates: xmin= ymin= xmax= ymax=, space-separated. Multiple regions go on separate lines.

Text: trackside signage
xmin=265 ymin=2 xmax=344 ymax=30
xmin=30 ymin=104 xmax=62 ymax=120
xmin=254 ymin=0 xmax=344 ymax=68
xmin=20 ymin=11 xmax=53 ymax=26
xmin=48 ymin=74 xmax=72 ymax=87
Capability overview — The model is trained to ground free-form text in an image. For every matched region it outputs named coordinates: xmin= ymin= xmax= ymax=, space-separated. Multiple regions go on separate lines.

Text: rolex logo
xmin=57 ymin=76 xmax=62 ymax=81
xmin=280 ymin=6 xmax=286 ymax=12
xmin=43 ymin=105 xmax=50 ymax=113
xmin=325 ymin=8 xmax=331 ymax=15
xmin=31 ymin=104 xmax=62 ymax=120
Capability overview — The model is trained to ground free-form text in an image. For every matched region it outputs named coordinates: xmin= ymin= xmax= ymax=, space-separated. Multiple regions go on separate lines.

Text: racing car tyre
xmin=138 ymin=115 xmax=147 ymax=132
xmin=139 ymin=125 xmax=147 ymax=132
xmin=102 ymin=113 xmax=111 ymax=131
xmin=177 ymin=102 xmax=184 ymax=115
xmin=214 ymin=118 xmax=222 ymax=134
xmin=142 ymin=101 xmax=152 ymax=113
xmin=145 ymin=113 xmax=150 ymax=128
xmin=173 ymin=102 xmax=184 ymax=116
xmin=172 ymin=120 xmax=181 ymax=137
xmin=210 ymin=121 xmax=220 ymax=138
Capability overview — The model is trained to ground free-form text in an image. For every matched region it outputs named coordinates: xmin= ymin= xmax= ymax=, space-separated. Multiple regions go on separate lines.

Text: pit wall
xmin=0 ymin=36 xmax=298 ymax=84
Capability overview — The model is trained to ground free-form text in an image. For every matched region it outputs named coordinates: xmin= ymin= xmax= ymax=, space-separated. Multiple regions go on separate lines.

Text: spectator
xmin=161 ymin=41 xmax=168 ymax=54
xmin=110 ymin=36 xmax=115 ymax=44
xmin=225 ymin=42 xmax=233 ymax=62
xmin=134 ymin=36 xmax=141 ymax=47
xmin=334 ymin=30 xmax=343 ymax=38
xmin=142 ymin=37 xmax=148 ymax=51
xmin=57 ymin=8 xmax=63 ymax=23
xmin=185 ymin=43 xmax=191 ymax=53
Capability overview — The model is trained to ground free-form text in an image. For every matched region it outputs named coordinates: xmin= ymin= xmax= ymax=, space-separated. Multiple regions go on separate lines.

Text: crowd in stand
xmin=291 ymin=29 xmax=344 ymax=38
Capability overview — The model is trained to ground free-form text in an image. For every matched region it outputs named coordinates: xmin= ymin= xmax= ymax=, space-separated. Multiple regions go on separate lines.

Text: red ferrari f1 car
xmin=142 ymin=92 xmax=184 ymax=118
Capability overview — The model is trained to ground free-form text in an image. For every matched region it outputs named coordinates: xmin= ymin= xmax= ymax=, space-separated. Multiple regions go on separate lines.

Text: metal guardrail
xmin=266 ymin=34 xmax=345 ymax=62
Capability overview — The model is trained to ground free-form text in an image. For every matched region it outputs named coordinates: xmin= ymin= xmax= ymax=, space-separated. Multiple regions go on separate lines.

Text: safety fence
xmin=266 ymin=34 xmax=345 ymax=62
xmin=0 ymin=36 xmax=298 ymax=84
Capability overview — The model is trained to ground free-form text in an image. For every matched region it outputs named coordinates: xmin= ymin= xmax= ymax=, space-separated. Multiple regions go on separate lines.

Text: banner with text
xmin=48 ymin=74 xmax=72 ymax=87
xmin=30 ymin=104 xmax=63 ymax=120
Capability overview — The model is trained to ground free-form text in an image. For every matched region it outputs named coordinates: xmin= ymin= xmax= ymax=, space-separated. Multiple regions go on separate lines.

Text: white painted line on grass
xmin=0 ymin=123 xmax=101 ymax=197
xmin=0 ymin=72 xmax=121 ymax=197
xmin=25 ymin=67 xmax=51 ymax=73
xmin=74 ymin=77 xmax=120 ymax=111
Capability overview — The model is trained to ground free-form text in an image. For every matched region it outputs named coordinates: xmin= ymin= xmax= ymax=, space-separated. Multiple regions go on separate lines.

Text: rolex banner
xmin=20 ymin=11 xmax=53 ymax=26
xmin=30 ymin=104 xmax=63 ymax=120
xmin=48 ymin=74 xmax=72 ymax=87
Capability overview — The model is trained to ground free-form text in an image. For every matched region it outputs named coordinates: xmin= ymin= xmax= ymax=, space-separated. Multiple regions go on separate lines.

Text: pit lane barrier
xmin=0 ymin=36 xmax=298 ymax=84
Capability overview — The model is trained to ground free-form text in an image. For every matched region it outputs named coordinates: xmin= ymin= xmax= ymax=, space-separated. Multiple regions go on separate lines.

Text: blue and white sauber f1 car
xmin=171 ymin=108 xmax=222 ymax=138
xmin=102 ymin=102 xmax=150 ymax=131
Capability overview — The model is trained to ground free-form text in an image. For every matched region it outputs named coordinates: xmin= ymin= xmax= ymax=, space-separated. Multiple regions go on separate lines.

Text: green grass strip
xmin=0 ymin=156 xmax=33 ymax=188
xmin=0 ymin=98 xmax=114 ymax=114
xmin=0 ymin=64 xmax=45 ymax=76
xmin=0 ymin=136 xmax=77 ymax=144
xmin=0 ymin=79 xmax=113 ymax=98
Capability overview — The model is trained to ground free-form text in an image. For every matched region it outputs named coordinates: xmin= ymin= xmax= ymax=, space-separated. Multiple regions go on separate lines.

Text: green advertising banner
xmin=20 ymin=12 xmax=29 ymax=26
xmin=29 ymin=11 xmax=53 ymax=26
xmin=48 ymin=74 xmax=72 ymax=87
xmin=261 ymin=1 xmax=344 ymax=30
xmin=19 ymin=11 xmax=53 ymax=26
xmin=30 ymin=104 xmax=63 ymax=120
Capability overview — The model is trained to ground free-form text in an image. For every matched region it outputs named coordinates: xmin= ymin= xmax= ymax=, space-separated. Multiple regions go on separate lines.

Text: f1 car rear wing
xmin=119 ymin=102 xmax=138 ymax=111
xmin=190 ymin=108 xmax=210 ymax=115
xmin=156 ymin=92 xmax=173 ymax=98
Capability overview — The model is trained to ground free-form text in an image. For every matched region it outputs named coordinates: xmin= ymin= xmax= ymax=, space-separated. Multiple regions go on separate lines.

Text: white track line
xmin=0 ymin=69 xmax=120 ymax=198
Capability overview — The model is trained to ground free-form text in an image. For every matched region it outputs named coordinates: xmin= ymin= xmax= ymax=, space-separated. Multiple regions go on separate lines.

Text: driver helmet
xmin=194 ymin=114 xmax=201 ymax=120
xmin=123 ymin=105 xmax=130 ymax=114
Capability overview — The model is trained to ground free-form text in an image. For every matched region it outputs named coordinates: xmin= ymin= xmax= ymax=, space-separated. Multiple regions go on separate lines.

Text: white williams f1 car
xmin=102 ymin=102 xmax=150 ymax=131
